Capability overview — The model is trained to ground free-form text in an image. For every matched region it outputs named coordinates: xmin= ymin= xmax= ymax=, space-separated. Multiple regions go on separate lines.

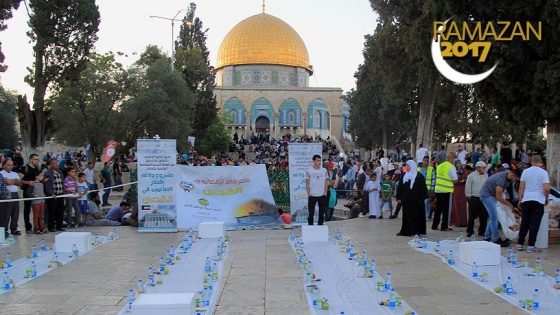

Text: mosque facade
xmin=214 ymin=11 xmax=349 ymax=141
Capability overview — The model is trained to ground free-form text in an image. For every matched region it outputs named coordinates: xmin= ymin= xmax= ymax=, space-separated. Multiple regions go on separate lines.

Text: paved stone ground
xmin=0 ymin=171 xmax=557 ymax=314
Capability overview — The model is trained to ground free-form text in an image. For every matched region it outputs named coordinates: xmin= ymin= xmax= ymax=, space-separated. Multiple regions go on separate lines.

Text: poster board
xmin=175 ymin=164 xmax=278 ymax=230
xmin=137 ymin=139 xmax=178 ymax=233
xmin=288 ymin=143 xmax=322 ymax=224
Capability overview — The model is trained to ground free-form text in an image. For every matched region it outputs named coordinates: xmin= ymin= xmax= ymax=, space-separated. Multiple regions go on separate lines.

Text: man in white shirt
xmin=515 ymin=155 xmax=550 ymax=253
xmin=456 ymin=145 xmax=468 ymax=165
xmin=416 ymin=144 xmax=428 ymax=164
xmin=306 ymin=154 xmax=329 ymax=225
xmin=465 ymin=161 xmax=489 ymax=237
xmin=1 ymin=160 xmax=22 ymax=235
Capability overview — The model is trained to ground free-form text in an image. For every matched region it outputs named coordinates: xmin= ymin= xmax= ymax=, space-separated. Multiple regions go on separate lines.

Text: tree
xmin=198 ymin=115 xmax=230 ymax=157
xmin=441 ymin=1 xmax=560 ymax=184
xmin=0 ymin=0 xmax=22 ymax=72
xmin=50 ymin=52 xmax=131 ymax=161
xmin=120 ymin=48 xmax=194 ymax=153
xmin=174 ymin=3 xmax=217 ymax=152
xmin=18 ymin=0 xmax=100 ymax=153
xmin=0 ymin=85 xmax=19 ymax=148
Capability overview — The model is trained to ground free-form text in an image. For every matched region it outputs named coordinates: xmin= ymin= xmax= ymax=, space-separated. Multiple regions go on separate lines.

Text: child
xmin=31 ymin=173 xmax=46 ymax=234
xmin=364 ymin=172 xmax=381 ymax=219
xmin=77 ymin=172 xmax=89 ymax=227
xmin=380 ymin=173 xmax=394 ymax=216
xmin=326 ymin=180 xmax=337 ymax=221
xmin=63 ymin=168 xmax=79 ymax=227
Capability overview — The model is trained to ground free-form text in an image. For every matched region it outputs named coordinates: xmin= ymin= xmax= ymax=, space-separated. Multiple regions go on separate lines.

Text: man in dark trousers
xmin=19 ymin=154 xmax=41 ymax=234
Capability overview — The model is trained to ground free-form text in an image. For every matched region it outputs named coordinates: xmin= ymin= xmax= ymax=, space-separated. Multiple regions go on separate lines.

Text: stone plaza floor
xmin=1 ymin=189 xmax=558 ymax=314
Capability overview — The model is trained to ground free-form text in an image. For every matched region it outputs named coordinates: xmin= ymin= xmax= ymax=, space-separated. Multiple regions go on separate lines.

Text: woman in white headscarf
xmin=396 ymin=160 xmax=428 ymax=236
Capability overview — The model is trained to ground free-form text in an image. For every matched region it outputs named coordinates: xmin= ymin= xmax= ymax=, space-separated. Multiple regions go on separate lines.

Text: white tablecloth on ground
xmin=291 ymin=239 xmax=415 ymax=315
xmin=411 ymin=239 xmax=560 ymax=314
xmin=117 ymin=237 xmax=228 ymax=315
xmin=1 ymin=234 xmax=112 ymax=295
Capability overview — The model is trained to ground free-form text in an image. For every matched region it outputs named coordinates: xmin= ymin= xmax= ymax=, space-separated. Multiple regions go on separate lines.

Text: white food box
xmin=459 ymin=241 xmax=500 ymax=266
xmin=0 ymin=227 xmax=4 ymax=244
xmin=55 ymin=232 xmax=92 ymax=253
xmin=132 ymin=293 xmax=195 ymax=315
xmin=199 ymin=221 xmax=225 ymax=238
xmin=302 ymin=225 xmax=329 ymax=243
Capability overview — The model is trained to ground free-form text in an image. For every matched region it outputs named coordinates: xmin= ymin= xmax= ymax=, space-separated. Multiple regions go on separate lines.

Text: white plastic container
xmin=459 ymin=241 xmax=500 ymax=266
xmin=302 ymin=225 xmax=329 ymax=243
xmin=55 ymin=232 xmax=92 ymax=253
xmin=132 ymin=293 xmax=195 ymax=315
xmin=199 ymin=221 xmax=225 ymax=238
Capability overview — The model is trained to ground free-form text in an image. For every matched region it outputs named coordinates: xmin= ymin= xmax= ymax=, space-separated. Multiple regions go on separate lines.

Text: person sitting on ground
xmin=105 ymin=201 xmax=131 ymax=223
xmin=345 ymin=191 xmax=363 ymax=219
xmin=85 ymin=192 xmax=120 ymax=226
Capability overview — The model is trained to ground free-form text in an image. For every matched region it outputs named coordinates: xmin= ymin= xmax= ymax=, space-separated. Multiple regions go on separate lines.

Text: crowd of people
xmin=331 ymin=142 xmax=551 ymax=252
xmin=0 ymin=149 xmax=133 ymax=239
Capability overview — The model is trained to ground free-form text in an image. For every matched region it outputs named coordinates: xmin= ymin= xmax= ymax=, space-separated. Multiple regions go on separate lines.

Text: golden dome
xmin=216 ymin=13 xmax=312 ymax=74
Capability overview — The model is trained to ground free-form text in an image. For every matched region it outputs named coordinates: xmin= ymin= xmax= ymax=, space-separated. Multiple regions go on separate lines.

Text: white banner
xmin=175 ymin=164 xmax=279 ymax=230
xmin=288 ymin=143 xmax=322 ymax=223
xmin=137 ymin=139 xmax=178 ymax=232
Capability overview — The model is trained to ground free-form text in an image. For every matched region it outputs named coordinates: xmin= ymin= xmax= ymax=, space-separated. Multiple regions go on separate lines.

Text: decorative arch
xmin=250 ymin=98 xmax=274 ymax=125
xmin=307 ymin=99 xmax=330 ymax=130
xmin=278 ymin=98 xmax=302 ymax=126
xmin=223 ymin=97 xmax=246 ymax=125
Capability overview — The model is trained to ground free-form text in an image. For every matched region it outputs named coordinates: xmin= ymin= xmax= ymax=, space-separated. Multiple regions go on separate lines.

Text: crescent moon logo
xmin=432 ymin=19 xmax=498 ymax=84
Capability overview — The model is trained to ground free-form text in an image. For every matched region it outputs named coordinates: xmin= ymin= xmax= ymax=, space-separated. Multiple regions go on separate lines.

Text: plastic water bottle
xmin=369 ymin=259 xmax=376 ymax=276
xmin=127 ymin=289 xmax=135 ymax=312
xmin=169 ymin=246 xmax=175 ymax=259
xmin=53 ymin=252 xmax=59 ymax=267
xmin=511 ymin=250 xmax=518 ymax=267
xmin=435 ymin=241 xmax=441 ymax=254
xmin=187 ymin=236 xmax=193 ymax=248
xmin=32 ymin=245 xmax=38 ymax=258
xmin=361 ymin=251 xmax=367 ymax=266
xmin=202 ymin=288 xmax=210 ymax=307
xmin=41 ymin=238 xmax=47 ymax=251
xmin=458 ymin=231 xmax=464 ymax=242
xmin=447 ymin=250 xmax=454 ymax=265
xmin=505 ymin=276 xmax=514 ymax=295
xmin=388 ymin=288 xmax=397 ymax=310
xmin=5 ymin=253 xmax=12 ymax=268
xmin=384 ymin=272 xmax=392 ymax=290
xmin=211 ymin=262 xmax=218 ymax=281
xmin=472 ymin=262 xmax=478 ymax=278
xmin=312 ymin=286 xmax=320 ymax=309
xmin=470 ymin=234 xmax=476 ymax=242
xmin=290 ymin=230 xmax=295 ymax=241
xmin=94 ymin=233 xmax=100 ymax=246
xmin=205 ymin=273 xmax=214 ymax=291
xmin=72 ymin=244 xmax=79 ymax=258
xmin=226 ymin=231 xmax=232 ymax=242
xmin=533 ymin=288 xmax=540 ymax=310
xmin=30 ymin=261 xmax=37 ymax=278
xmin=535 ymin=257 xmax=544 ymax=276
xmin=205 ymin=257 xmax=211 ymax=272
xmin=158 ymin=256 xmax=165 ymax=273
xmin=8 ymin=235 xmax=15 ymax=245
xmin=555 ymin=269 xmax=560 ymax=285
xmin=137 ymin=279 xmax=144 ymax=295
xmin=2 ymin=272 xmax=10 ymax=290
xmin=147 ymin=265 xmax=155 ymax=286
xmin=507 ymin=247 xmax=513 ymax=263
xmin=348 ymin=244 xmax=355 ymax=260
xmin=421 ymin=236 xmax=427 ymax=249
xmin=194 ymin=290 xmax=203 ymax=307
xmin=108 ymin=228 xmax=118 ymax=241
xmin=413 ymin=234 xmax=419 ymax=247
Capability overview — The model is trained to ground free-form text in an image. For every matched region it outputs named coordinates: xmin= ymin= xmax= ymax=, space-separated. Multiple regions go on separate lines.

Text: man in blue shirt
xmin=105 ymin=202 xmax=131 ymax=223
xmin=345 ymin=161 xmax=356 ymax=198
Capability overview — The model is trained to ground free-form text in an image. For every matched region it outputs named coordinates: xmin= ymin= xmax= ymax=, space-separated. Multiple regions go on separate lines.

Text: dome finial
xmin=262 ymin=0 xmax=265 ymax=13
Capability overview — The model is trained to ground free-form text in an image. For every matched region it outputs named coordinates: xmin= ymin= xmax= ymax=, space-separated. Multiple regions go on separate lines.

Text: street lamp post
xmin=150 ymin=10 xmax=185 ymax=72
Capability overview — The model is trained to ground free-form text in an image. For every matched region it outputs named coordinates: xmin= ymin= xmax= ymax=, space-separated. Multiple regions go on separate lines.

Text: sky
xmin=0 ymin=0 xmax=378 ymax=98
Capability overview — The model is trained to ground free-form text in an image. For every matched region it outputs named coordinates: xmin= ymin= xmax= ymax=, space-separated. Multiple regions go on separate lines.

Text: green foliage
xmin=120 ymin=48 xmax=194 ymax=153
xmin=0 ymin=85 xmax=19 ymax=148
xmin=22 ymin=0 xmax=100 ymax=149
xmin=50 ymin=52 xmax=130 ymax=157
xmin=0 ymin=0 xmax=22 ymax=72
xmin=175 ymin=3 xmax=217 ymax=152
xmin=198 ymin=116 xmax=230 ymax=157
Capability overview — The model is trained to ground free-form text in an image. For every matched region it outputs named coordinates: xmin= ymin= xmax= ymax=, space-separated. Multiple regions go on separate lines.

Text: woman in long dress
xmin=364 ymin=172 xmax=381 ymax=219
xmin=450 ymin=160 xmax=470 ymax=227
xmin=396 ymin=160 xmax=428 ymax=236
